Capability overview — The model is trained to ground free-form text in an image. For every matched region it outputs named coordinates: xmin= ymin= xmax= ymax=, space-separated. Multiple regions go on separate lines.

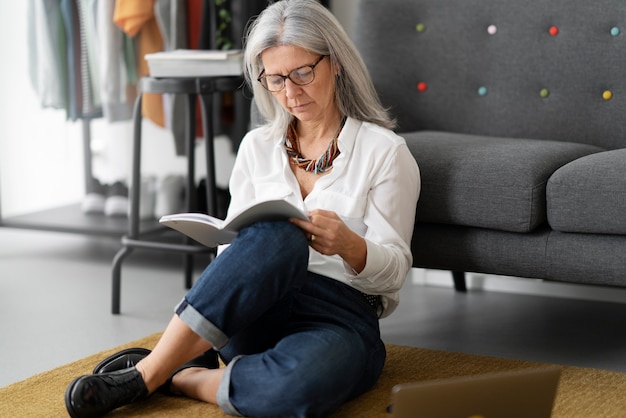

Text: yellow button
xmin=416 ymin=23 xmax=426 ymax=33
xmin=540 ymin=88 xmax=550 ymax=98
xmin=603 ymin=90 xmax=613 ymax=100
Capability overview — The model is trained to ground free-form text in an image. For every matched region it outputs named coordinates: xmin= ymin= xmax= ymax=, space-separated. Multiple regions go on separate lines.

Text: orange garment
xmin=114 ymin=0 xmax=164 ymax=127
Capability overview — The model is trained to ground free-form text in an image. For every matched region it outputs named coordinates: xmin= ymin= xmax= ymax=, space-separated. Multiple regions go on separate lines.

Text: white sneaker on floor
xmin=154 ymin=174 xmax=185 ymax=218
xmin=104 ymin=181 xmax=129 ymax=217
xmin=82 ymin=178 xmax=108 ymax=214
xmin=136 ymin=176 xmax=157 ymax=220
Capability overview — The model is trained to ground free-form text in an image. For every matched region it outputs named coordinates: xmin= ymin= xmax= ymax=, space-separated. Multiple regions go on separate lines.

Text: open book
xmin=159 ymin=199 xmax=309 ymax=247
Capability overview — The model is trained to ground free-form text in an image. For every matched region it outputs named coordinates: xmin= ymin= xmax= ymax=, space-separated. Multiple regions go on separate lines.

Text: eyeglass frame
xmin=257 ymin=55 xmax=327 ymax=92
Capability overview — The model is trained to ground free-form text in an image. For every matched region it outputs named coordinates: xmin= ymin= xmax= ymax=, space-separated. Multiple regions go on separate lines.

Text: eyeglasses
xmin=257 ymin=55 xmax=327 ymax=92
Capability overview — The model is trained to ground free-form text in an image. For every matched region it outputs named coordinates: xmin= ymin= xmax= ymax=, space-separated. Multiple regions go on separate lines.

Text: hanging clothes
xmin=28 ymin=0 xmax=134 ymax=121
xmin=27 ymin=0 xmax=67 ymax=110
xmin=187 ymin=0 xmax=205 ymax=49
xmin=59 ymin=0 xmax=103 ymax=120
xmin=27 ymin=0 xmax=256 ymax=151
xmin=152 ymin=0 xmax=217 ymax=155
xmin=155 ymin=0 xmax=190 ymax=156
xmin=96 ymin=0 xmax=135 ymax=122
xmin=114 ymin=0 xmax=165 ymax=127
xmin=75 ymin=0 xmax=100 ymax=116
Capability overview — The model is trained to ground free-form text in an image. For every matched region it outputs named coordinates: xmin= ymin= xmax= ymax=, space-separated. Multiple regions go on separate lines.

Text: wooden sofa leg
xmin=452 ymin=271 xmax=467 ymax=292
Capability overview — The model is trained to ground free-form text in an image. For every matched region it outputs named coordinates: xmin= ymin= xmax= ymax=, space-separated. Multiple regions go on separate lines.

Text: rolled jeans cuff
xmin=217 ymin=355 xmax=244 ymax=416
xmin=175 ymin=297 xmax=229 ymax=350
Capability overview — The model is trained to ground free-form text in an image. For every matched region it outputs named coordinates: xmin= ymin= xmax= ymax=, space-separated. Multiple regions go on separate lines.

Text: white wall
xmin=0 ymin=2 xmax=84 ymax=217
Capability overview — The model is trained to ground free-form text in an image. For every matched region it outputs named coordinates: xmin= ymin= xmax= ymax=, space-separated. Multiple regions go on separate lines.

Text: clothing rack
xmin=0 ymin=1 xmax=265 ymax=236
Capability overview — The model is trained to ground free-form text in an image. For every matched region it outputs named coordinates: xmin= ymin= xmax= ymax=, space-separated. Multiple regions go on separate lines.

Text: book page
xmin=224 ymin=200 xmax=308 ymax=231
xmin=160 ymin=212 xmax=225 ymax=228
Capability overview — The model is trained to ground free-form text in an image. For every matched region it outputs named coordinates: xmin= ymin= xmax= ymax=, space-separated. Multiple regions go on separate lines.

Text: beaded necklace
xmin=284 ymin=116 xmax=346 ymax=174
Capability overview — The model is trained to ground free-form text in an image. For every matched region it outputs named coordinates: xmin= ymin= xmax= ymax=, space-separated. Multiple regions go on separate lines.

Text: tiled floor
xmin=1 ymin=226 xmax=625 ymax=388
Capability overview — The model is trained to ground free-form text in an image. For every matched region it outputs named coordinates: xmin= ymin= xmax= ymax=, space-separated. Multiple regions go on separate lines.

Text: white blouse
xmin=226 ymin=117 xmax=420 ymax=317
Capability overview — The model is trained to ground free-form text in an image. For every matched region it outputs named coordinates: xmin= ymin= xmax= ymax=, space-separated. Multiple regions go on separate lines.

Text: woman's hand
xmin=290 ymin=209 xmax=367 ymax=273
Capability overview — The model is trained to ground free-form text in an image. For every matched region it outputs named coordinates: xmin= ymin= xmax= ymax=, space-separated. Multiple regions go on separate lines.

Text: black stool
xmin=111 ymin=76 xmax=246 ymax=314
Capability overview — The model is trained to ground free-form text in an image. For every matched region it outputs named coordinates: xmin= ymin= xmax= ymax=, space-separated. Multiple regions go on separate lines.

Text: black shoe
xmin=65 ymin=367 xmax=149 ymax=418
xmin=159 ymin=349 xmax=220 ymax=396
xmin=92 ymin=348 xmax=152 ymax=374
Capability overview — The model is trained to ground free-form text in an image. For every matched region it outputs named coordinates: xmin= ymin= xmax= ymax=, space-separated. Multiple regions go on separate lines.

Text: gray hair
xmin=243 ymin=0 xmax=396 ymax=138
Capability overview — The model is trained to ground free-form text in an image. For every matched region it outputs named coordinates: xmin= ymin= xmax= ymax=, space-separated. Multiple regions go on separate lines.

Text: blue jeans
xmin=175 ymin=221 xmax=386 ymax=417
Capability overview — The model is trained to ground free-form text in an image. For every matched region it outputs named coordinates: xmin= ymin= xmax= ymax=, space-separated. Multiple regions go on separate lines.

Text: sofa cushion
xmin=547 ymin=149 xmax=626 ymax=235
xmin=404 ymin=131 xmax=603 ymax=232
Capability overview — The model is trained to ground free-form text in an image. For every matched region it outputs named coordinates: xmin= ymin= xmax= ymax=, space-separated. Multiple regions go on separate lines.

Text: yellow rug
xmin=2 ymin=332 xmax=626 ymax=417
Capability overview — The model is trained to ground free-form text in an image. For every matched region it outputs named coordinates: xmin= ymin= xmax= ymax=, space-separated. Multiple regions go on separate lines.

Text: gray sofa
xmin=352 ymin=0 xmax=626 ymax=289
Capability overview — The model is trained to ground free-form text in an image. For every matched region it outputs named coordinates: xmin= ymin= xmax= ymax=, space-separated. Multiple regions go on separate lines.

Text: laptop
xmin=389 ymin=366 xmax=561 ymax=418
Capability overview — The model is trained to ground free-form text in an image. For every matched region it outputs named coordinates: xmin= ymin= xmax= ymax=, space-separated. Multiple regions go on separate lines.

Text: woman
xmin=65 ymin=1 xmax=420 ymax=417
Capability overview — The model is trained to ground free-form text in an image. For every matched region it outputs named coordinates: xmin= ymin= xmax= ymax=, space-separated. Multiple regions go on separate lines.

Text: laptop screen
xmin=390 ymin=366 xmax=561 ymax=418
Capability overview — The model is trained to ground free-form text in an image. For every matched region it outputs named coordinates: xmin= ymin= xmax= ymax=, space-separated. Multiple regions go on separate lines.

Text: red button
xmin=549 ymin=26 xmax=559 ymax=36
xmin=417 ymin=82 xmax=428 ymax=92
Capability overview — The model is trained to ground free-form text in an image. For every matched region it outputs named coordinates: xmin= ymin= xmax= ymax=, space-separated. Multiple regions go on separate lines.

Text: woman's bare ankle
xmin=135 ymin=359 xmax=167 ymax=394
xmin=171 ymin=367 xmax=224 ymax=404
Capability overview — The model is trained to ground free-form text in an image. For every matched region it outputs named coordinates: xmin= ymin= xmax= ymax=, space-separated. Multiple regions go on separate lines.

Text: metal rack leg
xmin=199 ymin=92 xmax=217 ymax=215
xmin=82 ymin=119 xmax=94 ymax=193
xmin=111 ymin=92 xmax=143 ymax=314
xmin=111 ymin=247 xmax=133 ymax=314
xmin=183 ymin=93 xmax=199 ymax=289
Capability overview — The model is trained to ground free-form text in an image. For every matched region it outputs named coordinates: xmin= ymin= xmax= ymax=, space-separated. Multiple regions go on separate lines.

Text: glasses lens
xmin=261 ymin=75 xmax=284 ymax=92
xmin=289 ymin=67 xmax=315 ymax=85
